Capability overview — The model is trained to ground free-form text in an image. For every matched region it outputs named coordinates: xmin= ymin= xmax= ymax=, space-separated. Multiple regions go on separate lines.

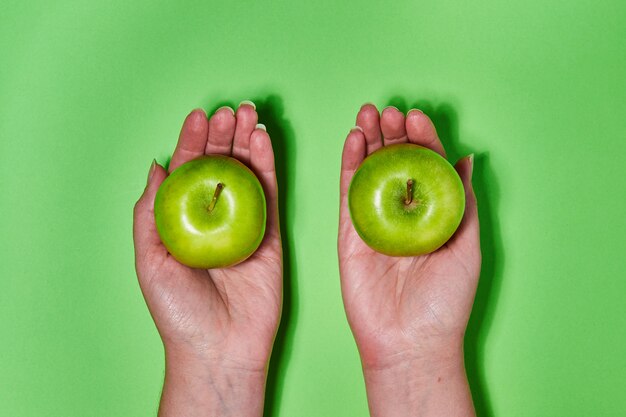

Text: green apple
xmin=348 ymin=143 xmax=465 ymax=256
xmin=154 ymin=155 xmax=266 ymax=269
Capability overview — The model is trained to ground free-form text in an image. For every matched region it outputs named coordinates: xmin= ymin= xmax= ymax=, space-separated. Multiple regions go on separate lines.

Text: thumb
xmin=339 ymin=127 xmax=367 ymax=244
xmin=133 ymin=160 xmax=168 ymax=264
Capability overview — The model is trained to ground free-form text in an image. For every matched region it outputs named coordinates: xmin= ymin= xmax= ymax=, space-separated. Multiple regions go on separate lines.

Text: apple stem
xmin=405 ymin=179 xmax=414 ymax=205
xmin=207 ymin=182 xmax=224 ymax=213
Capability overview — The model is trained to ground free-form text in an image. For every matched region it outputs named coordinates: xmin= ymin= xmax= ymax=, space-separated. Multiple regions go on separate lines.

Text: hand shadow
xmin=254 ymin=96 xmax=298 ymax=417
xmin=387 ymin=96 xmax=505 ymax=417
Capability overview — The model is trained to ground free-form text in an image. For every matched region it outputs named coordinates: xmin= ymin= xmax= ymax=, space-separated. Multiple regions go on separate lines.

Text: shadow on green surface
xmin=387 ymin=97 xmax=504 ymax=417
xmin=255 ymin=96 xmax=298 ymax=417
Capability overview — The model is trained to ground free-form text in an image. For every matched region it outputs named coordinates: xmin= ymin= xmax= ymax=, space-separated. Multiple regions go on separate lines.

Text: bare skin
xmin=338 ymin=104 xmax=481 ymax=417
xmin=133 ymin=102 xmax=480 ymax=416
xmin=133 ymin=102 xmax=281 ymax=417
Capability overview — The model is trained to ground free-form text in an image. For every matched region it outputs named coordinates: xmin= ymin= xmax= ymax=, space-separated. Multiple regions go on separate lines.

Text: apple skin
xmin=348 ymin=143 xmax=465 ymax=256
xmin=154 ymin=155 xmax=266 ymax=269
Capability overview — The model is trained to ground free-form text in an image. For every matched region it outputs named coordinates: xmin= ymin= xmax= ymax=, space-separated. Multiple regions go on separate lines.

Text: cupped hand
xmin=338 ymin=104 xmax=481 ymax=371
xmin=133 ymin=104 xmax=282 ymax=372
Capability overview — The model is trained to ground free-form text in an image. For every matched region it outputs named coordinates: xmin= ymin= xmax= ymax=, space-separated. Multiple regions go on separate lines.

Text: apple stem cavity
xmin=207 ymin=182 xmax=224 ymax=213
xmin=405 ymin=179 xmax=414 ymax=205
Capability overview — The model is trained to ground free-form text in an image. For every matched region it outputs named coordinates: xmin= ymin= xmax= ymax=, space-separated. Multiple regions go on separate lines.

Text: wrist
xmin=362 ymin=342 xmax=465 ymax=388
xmin=165 ymin=351 xmax=268 ymax=383
xmin=361 ymin=342 xmax=474 ymax=417
xmin=159 ymin=348 xmax=268 ymax=417
xmin=164 ymin=342 xmax=270 ymax=374
xmin=359 ymin=332 xmax=465 ymax=372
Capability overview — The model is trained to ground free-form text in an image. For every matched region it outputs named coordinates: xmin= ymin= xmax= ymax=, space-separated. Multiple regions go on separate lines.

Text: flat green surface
xmin=1 ymin=1 xmax=625 ymax=416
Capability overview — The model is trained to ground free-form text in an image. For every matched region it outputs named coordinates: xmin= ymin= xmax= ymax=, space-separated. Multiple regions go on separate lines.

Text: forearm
xmin=362 ymin=347 xmax=475 ymax=417
xmin=158 ymin=351 xmax=267 ymax=417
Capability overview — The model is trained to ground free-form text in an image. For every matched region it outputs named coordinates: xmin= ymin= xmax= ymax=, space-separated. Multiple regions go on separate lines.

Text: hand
xmin=338 ymin=105 xmax=480 ymax=416
xmin=133 ymin=104 xmax=281 ymax=416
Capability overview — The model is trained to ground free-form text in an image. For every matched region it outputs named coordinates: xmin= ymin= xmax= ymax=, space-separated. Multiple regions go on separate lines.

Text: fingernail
xmin=383 ymin=105 xmax=399 ymax=113
xmin=255 ymin=123 xmax=266 ymax=131
xmin=361 ymin=102 xmax=377 ymax=110
xmin=239 ymin=100 xmax=256 ymax=110
xmin=216 ymin=105 xmax=235 ymax=115
xmin=407 ymin=108 xmax=423 ymax=115
xmin=147 ymin=159 xmax=156 ymax=186
xmin=468 ymin=153 xmax=475 ymax=179
xmin=350 ymin=126 xmax=364 ymax=133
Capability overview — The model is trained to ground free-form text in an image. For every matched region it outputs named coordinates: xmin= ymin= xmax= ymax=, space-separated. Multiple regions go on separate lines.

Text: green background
xmin=1 ymin=0 xmax=625 ymax=415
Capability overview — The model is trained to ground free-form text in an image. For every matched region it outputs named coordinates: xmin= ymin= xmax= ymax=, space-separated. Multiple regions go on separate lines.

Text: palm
xmin=338 ymin=105 xmax=480 ymax=368
xmin=141 ymin=224 xmax=281 ymax=366
xmin=339 ymin=217 xmax=479 ymax=365
xmin=134 ymin=105 xmax=282 ymax=370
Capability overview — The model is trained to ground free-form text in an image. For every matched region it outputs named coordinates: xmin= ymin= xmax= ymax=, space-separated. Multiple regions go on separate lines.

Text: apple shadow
xmin=386 ymin=97 xmax=504 ymax=417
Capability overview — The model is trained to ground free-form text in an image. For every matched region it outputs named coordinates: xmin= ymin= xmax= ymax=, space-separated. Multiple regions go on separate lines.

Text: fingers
xmin=133 ymin=161 xmax=168 ymax=265
xmin=249 ymin=126 xmax=280 ymax=236
xmin=232 ymin=101 xmax=258 ymax=164
xmin=168 ymin=109 xmax=209 ymax=173
xmin=206 ymin=106 xmax=236 ymax=155
xmin=447 ymin=155 xmax=480 ymax=268
xmin=380 ymin=106 xmax=408 ymax=145
xmin=356 ymin=104 xmax=382 ymax=154
xmin=406 ymin=109 xmax=446 ymax=157
xmin=358 ymin=105 xmax=442 ymax=156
